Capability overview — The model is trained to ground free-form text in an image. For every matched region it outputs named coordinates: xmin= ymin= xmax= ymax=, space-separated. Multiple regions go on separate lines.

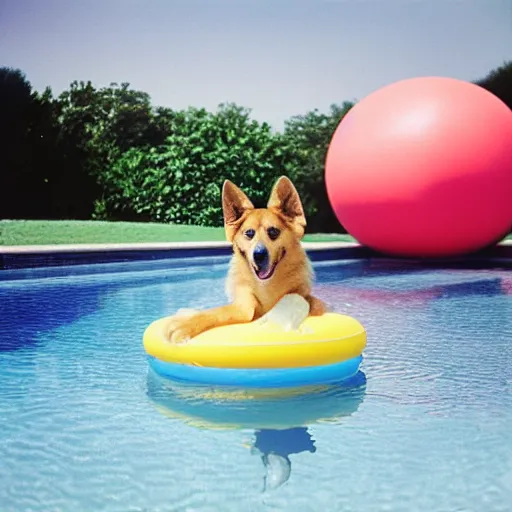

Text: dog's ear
xmin=222 ymin=180 xmax=254 ymax=241
xmin=267 ymin=176 xmax=306 ymax=238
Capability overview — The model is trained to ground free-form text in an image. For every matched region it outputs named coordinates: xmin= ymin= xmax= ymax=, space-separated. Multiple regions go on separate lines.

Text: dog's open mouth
xmin=254 ymin=260 xmax=278 ymax=281
xmin=252 ymin=249 xmax=286 ymax=281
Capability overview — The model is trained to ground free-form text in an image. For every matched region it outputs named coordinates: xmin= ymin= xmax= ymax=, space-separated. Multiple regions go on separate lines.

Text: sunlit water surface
xmin=1 ymin=257 xmax=511 ymax=511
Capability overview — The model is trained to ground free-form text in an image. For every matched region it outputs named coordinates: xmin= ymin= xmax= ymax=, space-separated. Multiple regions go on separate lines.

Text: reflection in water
xmin=146 ymin=370 xmax=366 ymax=490
xmin=251 ymin=427 xmax=317 ymax=491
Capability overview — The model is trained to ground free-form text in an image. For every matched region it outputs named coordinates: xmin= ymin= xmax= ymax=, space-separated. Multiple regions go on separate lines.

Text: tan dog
xmin=164 ymin=176 xmax=327 ymax=343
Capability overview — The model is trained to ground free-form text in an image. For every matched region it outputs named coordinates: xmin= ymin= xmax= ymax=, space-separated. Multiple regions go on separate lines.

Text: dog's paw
xmin=162 ymin=315 xmax=200 ymax=344
xmin=259 ymin=294 xmax=310 ymax=332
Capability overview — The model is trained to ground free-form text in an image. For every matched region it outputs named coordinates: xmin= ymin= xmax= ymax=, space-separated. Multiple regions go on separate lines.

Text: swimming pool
xmin=1 ymin=256 xmax=511 ymax=511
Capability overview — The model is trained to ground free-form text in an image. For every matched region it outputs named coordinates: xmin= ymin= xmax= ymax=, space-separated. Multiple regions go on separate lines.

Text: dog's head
xmin=222 ymin=176 xmax=306 ymax=281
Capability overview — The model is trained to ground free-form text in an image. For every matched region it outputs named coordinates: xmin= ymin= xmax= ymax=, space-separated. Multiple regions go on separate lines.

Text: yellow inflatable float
xmin=143 ymin=294 xmax=366 ymax=388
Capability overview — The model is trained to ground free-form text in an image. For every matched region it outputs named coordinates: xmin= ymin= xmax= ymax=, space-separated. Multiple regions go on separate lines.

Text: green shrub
xmin=101 ymin=103 xmax=287 ymax=226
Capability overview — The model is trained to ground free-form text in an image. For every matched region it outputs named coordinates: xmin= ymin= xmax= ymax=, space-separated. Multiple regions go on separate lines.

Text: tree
xmin=100 ymin=103 xmax=287 ymax=225
xmin=282 ymin=102 xmax=354 ymax=232
xmin=475 ymin=60 xmax=512 ymax=110
xmin=53 ymin=80 xmax=167 ymax=218
xmin=0 ymin=68 xmax=34 ymax=218
xmin=0 ymin=68 xmax=60 ymax=219
xmin=56 ymin=80 xmax=159 ymax=175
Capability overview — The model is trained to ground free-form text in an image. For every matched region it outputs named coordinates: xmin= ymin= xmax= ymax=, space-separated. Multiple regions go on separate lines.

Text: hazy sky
xmin=1 ymin=0 xmax=511 ymax=130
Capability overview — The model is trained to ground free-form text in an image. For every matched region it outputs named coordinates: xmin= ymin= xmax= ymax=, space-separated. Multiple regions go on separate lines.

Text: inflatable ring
xmin=143 ymin=312 xmax=366 ymax=388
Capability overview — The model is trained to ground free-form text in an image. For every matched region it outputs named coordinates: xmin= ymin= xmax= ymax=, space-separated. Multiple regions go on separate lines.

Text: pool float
xmin=143 ymin=294 xmax=366 ymax=388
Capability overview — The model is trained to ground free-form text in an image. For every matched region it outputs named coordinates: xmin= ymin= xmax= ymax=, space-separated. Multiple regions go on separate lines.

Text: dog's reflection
xmin=250 ymin=427 xmax=316 ymax=490
xmin=146 ymin=371 xmax=366 ymax=490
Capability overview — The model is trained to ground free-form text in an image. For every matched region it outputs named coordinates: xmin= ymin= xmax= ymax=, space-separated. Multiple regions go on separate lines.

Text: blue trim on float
xmin=147 ymin=355 xmax=364 ymax=388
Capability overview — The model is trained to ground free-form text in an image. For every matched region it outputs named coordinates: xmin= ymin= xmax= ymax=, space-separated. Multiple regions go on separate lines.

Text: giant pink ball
xmin=325 ymin=76 xmax=512 ymax=257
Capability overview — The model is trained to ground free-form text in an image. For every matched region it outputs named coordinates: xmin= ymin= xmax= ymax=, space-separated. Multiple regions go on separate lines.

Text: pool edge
xmin=1 ymin=240 xmax=511 ymax=270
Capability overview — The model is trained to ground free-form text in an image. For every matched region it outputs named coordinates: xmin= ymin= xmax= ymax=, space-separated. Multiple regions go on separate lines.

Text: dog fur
xmin=164 ymin=176 xmax=327 ymax=343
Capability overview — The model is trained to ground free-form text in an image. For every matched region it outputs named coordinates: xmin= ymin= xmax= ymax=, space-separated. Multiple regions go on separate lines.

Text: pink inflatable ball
xmin=325 ymin=76 xmax=512 ymax=258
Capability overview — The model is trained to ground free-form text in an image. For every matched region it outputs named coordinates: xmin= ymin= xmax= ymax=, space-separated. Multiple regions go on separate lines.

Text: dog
xmin=164 ymin=175 xmax=327 ymax=343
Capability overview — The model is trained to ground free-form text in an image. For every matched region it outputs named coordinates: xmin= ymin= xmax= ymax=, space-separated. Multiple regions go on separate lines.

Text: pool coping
xmin=1 ymin=240 xmax=511 ymax=270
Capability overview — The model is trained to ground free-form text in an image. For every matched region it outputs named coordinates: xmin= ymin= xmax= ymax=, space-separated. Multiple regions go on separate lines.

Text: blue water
xmin=1 ymin=257 xmax=511 ymax=512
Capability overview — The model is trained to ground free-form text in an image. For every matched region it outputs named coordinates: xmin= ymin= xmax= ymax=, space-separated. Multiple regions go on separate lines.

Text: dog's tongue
xmin=257 ymin=265 xmax=273 ymax=280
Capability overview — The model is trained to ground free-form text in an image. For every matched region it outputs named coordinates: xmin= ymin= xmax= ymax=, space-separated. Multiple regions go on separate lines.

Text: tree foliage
xmin=0 ymin=68 xmax=57 ymax=219
xmin=99 ymin=104 xmax=286 ymax=226
xmin=53 ymin=80 xmax=164 ymax=217
xmin=475 ymin=61 xmax=512 ymax=110
xmin=283 ymin=102 xmax=354 ymax=232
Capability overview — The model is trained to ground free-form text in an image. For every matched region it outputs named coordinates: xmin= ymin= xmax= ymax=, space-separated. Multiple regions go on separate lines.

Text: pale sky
xmin=1 ymin=0 xmax=511 ymax=130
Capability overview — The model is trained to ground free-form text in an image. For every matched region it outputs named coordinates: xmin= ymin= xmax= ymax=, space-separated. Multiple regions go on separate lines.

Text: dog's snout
xmin=253 ymin=243 xmax=269 ymax=267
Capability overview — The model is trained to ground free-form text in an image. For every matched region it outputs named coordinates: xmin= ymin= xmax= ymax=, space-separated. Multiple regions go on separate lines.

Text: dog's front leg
xmin=164 ymin=294 xmax=258 ymax=343
xmin=305 ymin=294 xmax=328 ymax=316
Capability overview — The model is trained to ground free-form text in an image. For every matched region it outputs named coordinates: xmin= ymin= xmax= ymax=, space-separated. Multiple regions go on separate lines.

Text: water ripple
xmin=0 ymin=260 xmax=511 ymax=511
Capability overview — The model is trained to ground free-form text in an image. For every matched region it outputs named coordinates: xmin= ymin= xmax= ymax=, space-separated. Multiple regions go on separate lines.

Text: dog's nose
xmin=253 ymin=243 xmax=269 ymax=268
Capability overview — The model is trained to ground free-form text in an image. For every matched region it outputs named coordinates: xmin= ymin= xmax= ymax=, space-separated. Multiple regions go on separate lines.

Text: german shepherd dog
xmin=164 ymin=176 xmax=327 ymax=343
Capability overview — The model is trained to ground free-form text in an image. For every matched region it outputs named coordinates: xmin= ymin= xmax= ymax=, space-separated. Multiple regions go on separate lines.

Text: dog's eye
xmin=267 ymin=227 xmax=280 ymax=240
xmin=244 ymin=229 xmax=255 ymax=240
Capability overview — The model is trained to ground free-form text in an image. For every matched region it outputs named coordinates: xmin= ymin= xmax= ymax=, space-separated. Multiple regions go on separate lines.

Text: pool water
xmin=1 ymin=257 xmax=511 ymax=511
